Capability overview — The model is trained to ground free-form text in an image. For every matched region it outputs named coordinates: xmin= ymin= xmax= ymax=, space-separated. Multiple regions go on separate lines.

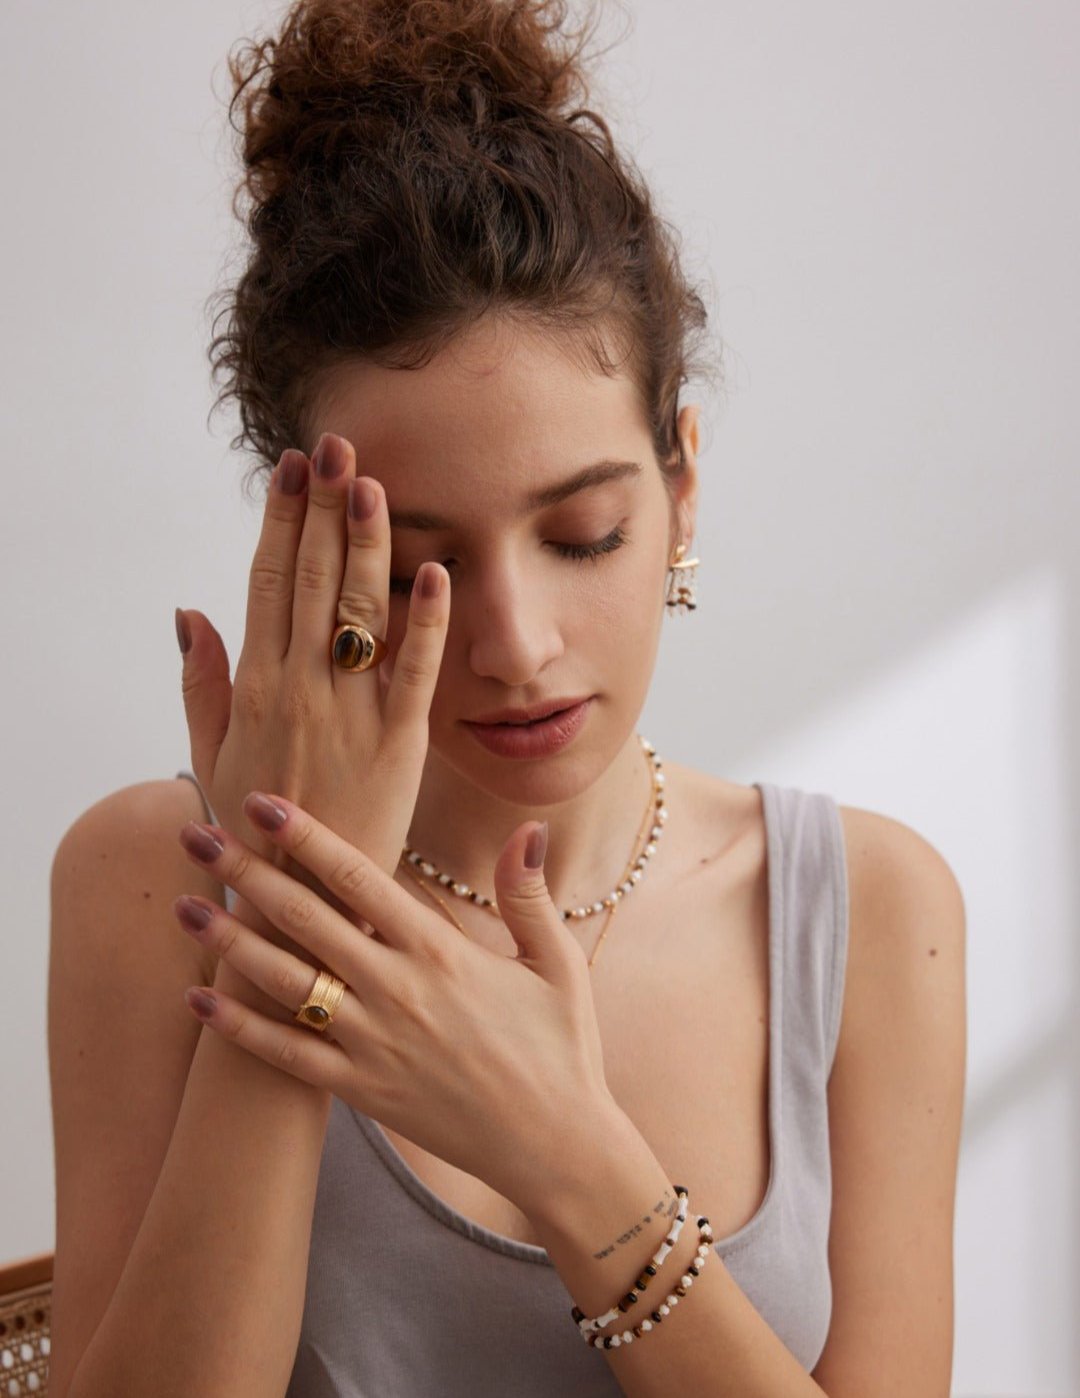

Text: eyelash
xmin=388 ymin=524 xmax=629 ymax=595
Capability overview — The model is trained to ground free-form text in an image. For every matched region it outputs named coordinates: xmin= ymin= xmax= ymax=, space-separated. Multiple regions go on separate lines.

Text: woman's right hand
xmin=176 ymin=432 xmax=450 ymax=965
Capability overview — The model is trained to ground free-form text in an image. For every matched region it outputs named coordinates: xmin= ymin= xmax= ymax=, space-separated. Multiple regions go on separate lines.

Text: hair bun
xmin=227 ymin=0 xmax=599 ymax=206
xmin=209 ymin=0 xmax=717 ymax=488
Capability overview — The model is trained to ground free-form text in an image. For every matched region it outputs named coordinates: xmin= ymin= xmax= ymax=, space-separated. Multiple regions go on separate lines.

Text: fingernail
xmin=175 ymin=895 xmax=213 ymax=935
xmin=278 ymin=450 xmax=309 ymax=495
xmin=419 ymin=564 xmax=443 ymax=599
xmin=180 ymin=822 xmax=225 ymax=863
xmin=313 ymin=433 xmax=347 ymax=479
xmin=524 ymin=821 xmax=548 ymax=869
xmin=348 ymin=477 xmax=378 ymax=522
xmin=175 ymin=608 xmax=191 ymax=656
xmin=244 ymin=791 xmax=288 ymax=832
xmin=186 ymin=988 xmax=217 ymax=1020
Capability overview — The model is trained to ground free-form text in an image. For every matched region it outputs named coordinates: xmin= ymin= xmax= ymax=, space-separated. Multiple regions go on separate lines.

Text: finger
xmin=382 ymin=561 xmax=451 ymax=740
xmin=177 ymin=608 xmax=233 ymax=787
xmin=176 ymin=816 xmax=419 ymax=986
xmin=172 ymin=893 xmax=366 ymax=1037
xmin=329 ymin=472 xmax=391 ymax=689
xmin=292 ymin=431 xmax=357 ymax=668
xmin=182 ymin=977 xmax=352 ymax=1094
xmin=238 ymin=794 xmax=442 ymax=955
xmin=240 ymin=448 xmax=311 ymax=665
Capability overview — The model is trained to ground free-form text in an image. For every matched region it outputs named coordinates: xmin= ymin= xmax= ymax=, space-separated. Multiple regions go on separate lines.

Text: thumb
xmin=492 ymin=821 xmax=573 ymax=970
xmin=175 ymin=607 xmax=232 ymax=785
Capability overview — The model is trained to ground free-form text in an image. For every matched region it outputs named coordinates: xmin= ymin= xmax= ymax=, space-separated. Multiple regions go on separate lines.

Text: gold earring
xmin=666 ymin=542 xmax=699 ymax=614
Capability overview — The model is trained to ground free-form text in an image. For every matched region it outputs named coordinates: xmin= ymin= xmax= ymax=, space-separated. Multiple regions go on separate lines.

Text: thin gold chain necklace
xmin=398 ymin=734 xmax=667 ymax=971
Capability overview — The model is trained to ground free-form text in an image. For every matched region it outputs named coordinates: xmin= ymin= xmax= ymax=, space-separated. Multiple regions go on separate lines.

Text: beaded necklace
xmin=398 ymin=734 xmax=667 ymax=970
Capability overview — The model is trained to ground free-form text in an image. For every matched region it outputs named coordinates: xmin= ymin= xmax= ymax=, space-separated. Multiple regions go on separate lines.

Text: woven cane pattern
xmin=0 ymin=1253 xmax=52 ymax=1394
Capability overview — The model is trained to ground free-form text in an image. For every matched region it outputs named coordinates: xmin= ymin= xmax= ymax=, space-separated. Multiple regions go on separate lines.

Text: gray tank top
xmin=175 ymin=770 xmax=848 ymax=1389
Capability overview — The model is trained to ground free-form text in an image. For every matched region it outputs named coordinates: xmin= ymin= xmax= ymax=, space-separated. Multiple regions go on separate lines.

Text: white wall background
xmin=3 ymin=2 xmax=1077 ymax=1394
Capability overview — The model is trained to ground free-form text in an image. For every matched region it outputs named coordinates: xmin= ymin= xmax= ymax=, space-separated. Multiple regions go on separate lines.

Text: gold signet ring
xmin=330 ymin=623 xmax=389 ymax=672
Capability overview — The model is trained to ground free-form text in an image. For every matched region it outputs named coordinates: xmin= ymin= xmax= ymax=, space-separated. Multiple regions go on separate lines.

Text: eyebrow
xmin=386 ymin=459 xmax=643 ymax=531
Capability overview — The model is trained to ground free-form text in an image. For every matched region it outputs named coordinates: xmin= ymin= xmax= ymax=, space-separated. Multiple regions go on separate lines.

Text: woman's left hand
xmin=174 ymin=793 xmax=620 ymax=1217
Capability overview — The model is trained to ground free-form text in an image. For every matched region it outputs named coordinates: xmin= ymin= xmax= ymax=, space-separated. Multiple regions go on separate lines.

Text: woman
xmin=47 ymin=1 xmax=967 ymax=1394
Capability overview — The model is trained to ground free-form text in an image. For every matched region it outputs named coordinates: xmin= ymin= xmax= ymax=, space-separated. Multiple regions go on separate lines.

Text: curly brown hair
xmin=206 ymin=0 xmax=722 ymax=506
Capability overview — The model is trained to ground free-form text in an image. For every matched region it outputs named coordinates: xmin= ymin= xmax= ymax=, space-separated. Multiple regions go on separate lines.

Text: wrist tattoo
xmin=591 ymin=1186 xmax=678 ymax=1261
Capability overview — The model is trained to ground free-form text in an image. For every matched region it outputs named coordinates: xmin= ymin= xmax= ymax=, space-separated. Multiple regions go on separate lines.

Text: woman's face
xmin=310 ymin=314 xmax=698 ymax=805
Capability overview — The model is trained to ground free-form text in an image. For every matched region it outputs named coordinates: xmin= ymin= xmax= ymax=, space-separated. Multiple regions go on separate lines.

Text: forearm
xmin=525 ymin=1106 xmax=826 ymax=1398
xmin=66 ymin=926 xmax=330 ymax=1398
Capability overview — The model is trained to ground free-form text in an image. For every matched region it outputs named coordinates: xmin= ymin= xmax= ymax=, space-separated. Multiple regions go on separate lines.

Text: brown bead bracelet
xmin=570 ymin=1185 xmax=716 ymax=1349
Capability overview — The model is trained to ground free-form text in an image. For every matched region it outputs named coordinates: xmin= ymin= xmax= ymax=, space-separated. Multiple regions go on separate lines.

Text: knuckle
xmin=421 ymin=939 xmax=455 ymax=976
xmin=409 ymin=603 xmax=448 ymax=631
xmin=216 ymin=921 xmax=242 ymax=959
xmin=329 ymin=856 xmax=371 ymax=902
xmin=263 ymin=493 xmax=300 ymax=527
xmin=275 ymin=1036 xmax=300 ymax=1072
xmin=278 ymin=891 xmax=318 ymax=936
xmin=346 ymin=526 xmax=383 ymax=554
xmin=288 ymin=818 xmax=318 ymax=861
xmin=228 ymin=849 xmax=254 ymax=886
xmin=248 ymin=556 xmax=291 ymax=601
xmin=514 ymin=883 xmax=551 ymax=913
xmin=305 ymin=485 xmax=344 ymax=513
xmin=336 ymin=578 xmax=383 ymax=623
xmin=391 ymin=645 xmax=431 ymax=691
xmin=294 ymin=552 xmax=337 ymax=594
xmin=220 ymin=1006 xmax=246 ymax=1043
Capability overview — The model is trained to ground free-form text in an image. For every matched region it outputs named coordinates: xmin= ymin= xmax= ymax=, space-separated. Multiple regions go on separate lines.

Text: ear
xmin=669 ymin=403 xmax=701 ymax=551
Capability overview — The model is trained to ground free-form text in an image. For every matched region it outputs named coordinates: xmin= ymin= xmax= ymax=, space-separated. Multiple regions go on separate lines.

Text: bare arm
xmin=49 ymin=781 xmax=331 ymax=1398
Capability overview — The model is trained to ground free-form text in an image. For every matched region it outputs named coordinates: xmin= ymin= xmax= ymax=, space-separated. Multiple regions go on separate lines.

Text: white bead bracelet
xmin=570 ymin=1185 xmax=716 ymax=1348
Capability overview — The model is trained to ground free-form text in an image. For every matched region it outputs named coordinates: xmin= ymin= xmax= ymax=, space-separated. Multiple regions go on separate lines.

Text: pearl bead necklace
xmin=400 ymin=734 xmax=667 ymax=923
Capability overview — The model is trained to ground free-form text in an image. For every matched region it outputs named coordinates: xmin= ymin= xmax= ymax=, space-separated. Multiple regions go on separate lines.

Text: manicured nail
xmin=313 ymin=433 xmax=347 ymax=479
xmin=524 ymin=821 xmax=548 ymax=869
xmin=277 ymin=450 xmax=309 ymax=495
xmin=348 ymin=477 xmax=378 ymax=522
xmin=244 ymin=792 xmax=288 ymax=833
xmin=174 ymin=896 xmax=213 ymax=935
xmin=180 ymin=822 xmax=224 ymax=863
xmin=175 ymin=608 xmax=191 ymax=655
xmin=419 ymin=564 xmax=443 ymax=599
xmin=186 ymin=988 xmax=217 ymax=1020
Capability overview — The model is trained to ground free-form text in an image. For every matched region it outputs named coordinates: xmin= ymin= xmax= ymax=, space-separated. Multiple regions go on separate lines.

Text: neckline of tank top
xmin=344 ymin=778 xmax=786 ymax=1267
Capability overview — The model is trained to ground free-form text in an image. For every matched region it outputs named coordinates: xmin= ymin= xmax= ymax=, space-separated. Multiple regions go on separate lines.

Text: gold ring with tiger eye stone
xmin=330 ymin=623 xmax=389 ymax=672
xmin=295 ymin=969 xmax=347 ymax=1032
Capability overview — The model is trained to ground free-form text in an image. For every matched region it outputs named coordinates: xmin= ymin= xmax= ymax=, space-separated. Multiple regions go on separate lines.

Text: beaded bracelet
xmin=569 ymin=1185 xmax=716 ymax=1348
xmin=572 ymin=1185 xmax=690 ymax=1340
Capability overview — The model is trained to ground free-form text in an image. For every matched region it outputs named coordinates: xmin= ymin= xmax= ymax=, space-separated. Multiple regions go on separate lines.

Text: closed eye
xmin=388 ymin=524 xmax=628 ymax=595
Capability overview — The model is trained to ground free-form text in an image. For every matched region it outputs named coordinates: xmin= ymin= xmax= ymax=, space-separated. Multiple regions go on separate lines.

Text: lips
xmin=465 ymin=696 xmax=592 ymax=726
xmin=464 ymin=697 xmax=593 ymax=757
xmin=496 ymin=706 xmax=569 ymax=727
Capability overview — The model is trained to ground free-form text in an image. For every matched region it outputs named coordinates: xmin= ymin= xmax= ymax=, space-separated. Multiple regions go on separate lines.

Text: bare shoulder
xmin=834 ymin=801 xmax=967 ymax=1020
xmin=52 ymin=777 xmax=226 ymax=988
xmin=813 ymin=799 xmax=967 ymax=1393
xmin=47 ymin=778 xmax=228 ymax=1396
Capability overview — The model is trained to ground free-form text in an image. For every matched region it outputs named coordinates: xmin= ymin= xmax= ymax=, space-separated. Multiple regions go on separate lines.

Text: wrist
xmin=516 ymin=1094 xmax=663 ymax=1235
xmin=517 ymin=1099 xmax=682 ymax=1323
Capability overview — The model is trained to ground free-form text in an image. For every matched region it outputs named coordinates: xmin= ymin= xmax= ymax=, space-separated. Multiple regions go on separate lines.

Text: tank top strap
xmin=175 ymin=768 xmax=218 ymax=824
xmin=756 ymin=782 xmax=849 ymax=1080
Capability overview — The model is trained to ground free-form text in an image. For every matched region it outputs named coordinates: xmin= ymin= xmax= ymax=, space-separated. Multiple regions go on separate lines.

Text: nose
xmin=463 ymin=567 xmax=564 ymax=685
